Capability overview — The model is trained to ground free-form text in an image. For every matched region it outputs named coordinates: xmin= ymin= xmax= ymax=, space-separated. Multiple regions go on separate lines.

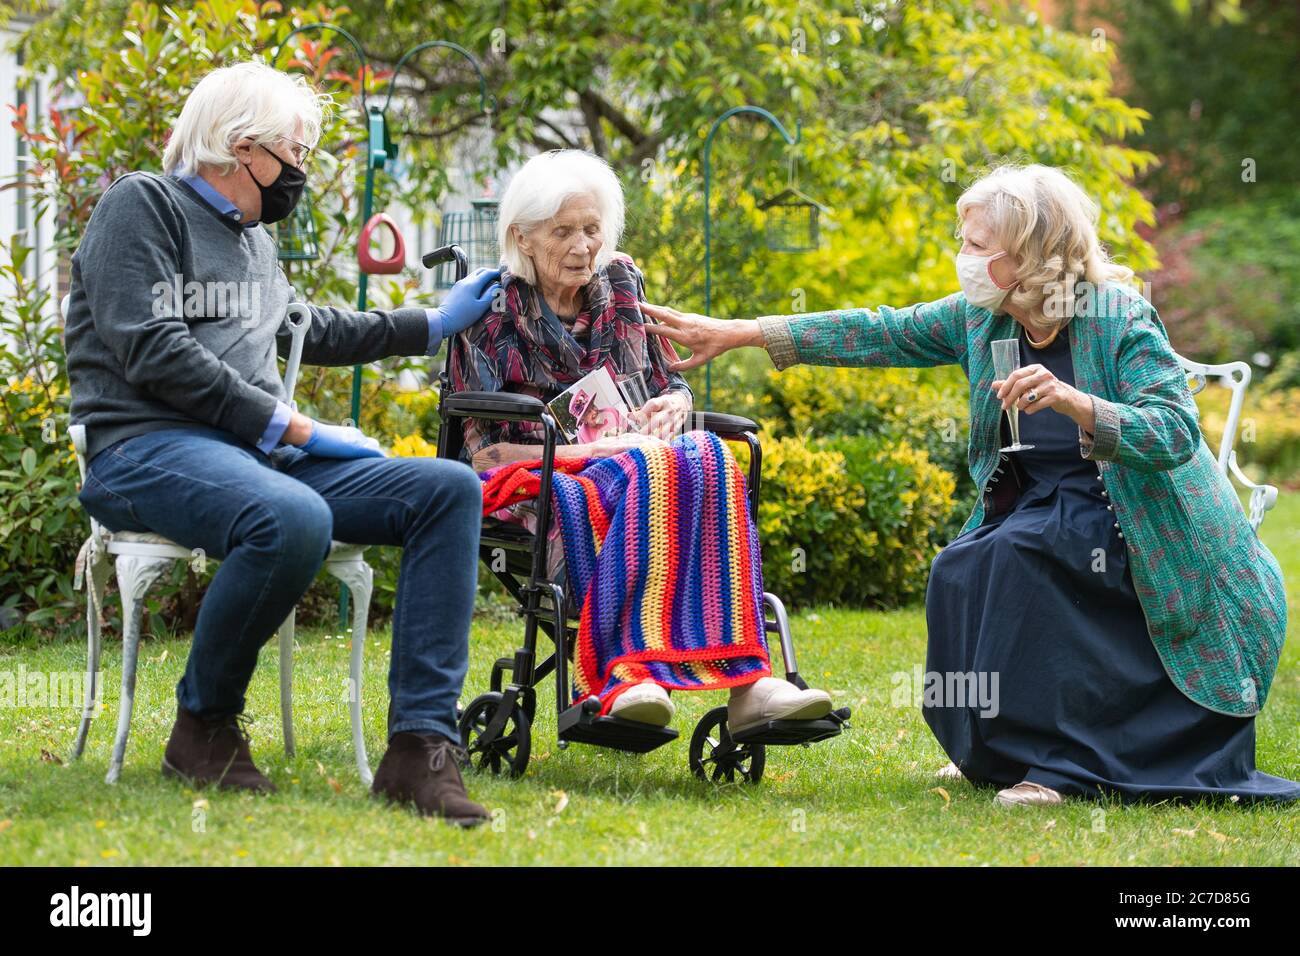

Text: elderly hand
xmin=641 ymin=302 xmax=762 ymax=371
xmin=585 ymin=430 xmax=668 ymax=459
xmin=992 ymin=364 xmax=1082 ymax=417
xmin=630 ymin=390 xmax=692 ymax=441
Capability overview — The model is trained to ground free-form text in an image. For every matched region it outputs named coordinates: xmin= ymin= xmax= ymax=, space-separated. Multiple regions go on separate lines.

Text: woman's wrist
xmin=1067 ymin=387 xmax=1097 ymax=434
xmin=730 ymin=318 xmax=765 ymax=349
xmin=283 ymin=411 xmax=313 ymax=446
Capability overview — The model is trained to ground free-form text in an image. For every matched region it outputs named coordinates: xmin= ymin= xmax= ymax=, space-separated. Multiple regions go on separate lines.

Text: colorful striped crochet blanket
xmin=479 ymin=430 xmax=771 ymax=712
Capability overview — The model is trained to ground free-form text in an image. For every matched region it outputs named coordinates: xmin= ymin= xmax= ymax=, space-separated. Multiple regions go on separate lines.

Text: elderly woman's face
xmin=516 ymin=194 xmax=604 ymax=294
xmin=959 ymin=205 xmax=1019 ymax=288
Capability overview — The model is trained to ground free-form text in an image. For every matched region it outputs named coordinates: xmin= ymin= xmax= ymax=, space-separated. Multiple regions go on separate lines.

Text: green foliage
xmin=1154 ymin=186 xmax=1300 ymax=366
xmin=327 ymin=0 xmax=1158 ymax=324
xmin=1262 ymin=351 xmax=1300 ymax=394
xmin=752 ymin=431 xmax=956 ymax=608
xmin=1081 ymin=0 xmax=1300 ymax=210
xmin=0 ymin=237 xmax=81 ymax=630
xmin=1195 ymin=385 xmax=1300 ymax=490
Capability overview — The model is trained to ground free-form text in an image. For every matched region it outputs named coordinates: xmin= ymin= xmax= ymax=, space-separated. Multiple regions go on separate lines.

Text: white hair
xmin=957 ymin=164 xmax=1136 ymax=331
xmin=497 ymin=150 xmax=625 ymax=285
xmin=162 ymin=61 xmax=330 ymax=176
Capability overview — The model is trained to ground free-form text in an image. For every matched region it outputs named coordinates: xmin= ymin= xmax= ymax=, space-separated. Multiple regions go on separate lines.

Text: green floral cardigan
xmin=757 ymin=284 xmax=1287 ymax=718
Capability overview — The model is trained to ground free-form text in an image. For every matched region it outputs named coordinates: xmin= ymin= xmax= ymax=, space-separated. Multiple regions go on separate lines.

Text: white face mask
xmin=956 ymin=250 xmax=1015 ymax=311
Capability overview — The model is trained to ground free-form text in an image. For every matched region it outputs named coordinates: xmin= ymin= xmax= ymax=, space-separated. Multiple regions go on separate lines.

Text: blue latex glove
xmin=300 ymin=421 xmax=387 ymax=459
xmin=436 ymin=267 xmax=502 ymax=336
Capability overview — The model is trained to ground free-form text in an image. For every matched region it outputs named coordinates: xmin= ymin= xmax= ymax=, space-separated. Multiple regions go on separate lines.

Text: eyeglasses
xmin=271 ymin=136 xmax=312 ymax=169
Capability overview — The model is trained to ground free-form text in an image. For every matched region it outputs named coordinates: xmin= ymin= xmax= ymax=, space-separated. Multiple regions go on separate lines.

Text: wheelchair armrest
xmin=696 ymin=411 xmax=759 ymax=437
xmin=442 ymin=390 xmax=547 ymax=423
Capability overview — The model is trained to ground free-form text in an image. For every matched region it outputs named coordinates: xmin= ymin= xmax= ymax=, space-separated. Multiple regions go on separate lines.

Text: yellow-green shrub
xmin=1194 ymin=386 xmax=1300 ymax=489
xmin=751 ymin=431 xmax=956 ymax=608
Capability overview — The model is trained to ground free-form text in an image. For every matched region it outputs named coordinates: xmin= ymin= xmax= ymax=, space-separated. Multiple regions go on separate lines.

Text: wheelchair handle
xmin=421 ymin=244 xmax=469 ymax=282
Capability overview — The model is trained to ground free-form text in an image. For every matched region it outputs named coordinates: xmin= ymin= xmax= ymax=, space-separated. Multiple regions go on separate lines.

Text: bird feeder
xmin=433 ymin=197 xmax=499 ymax=289
xmin=757 ymin=155 xmax=829 ymax=253
xmin=359 ymin=212 xmax=407 ymax=274
xmin=276 ymin=190 xmax=320 ymax=261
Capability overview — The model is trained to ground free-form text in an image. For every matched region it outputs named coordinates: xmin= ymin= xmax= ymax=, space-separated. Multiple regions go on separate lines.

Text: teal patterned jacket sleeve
xmin=1078 ymin=298 xmax=1201 ymax=473
xmin=757 ymin=293 xmax=966 ymax=371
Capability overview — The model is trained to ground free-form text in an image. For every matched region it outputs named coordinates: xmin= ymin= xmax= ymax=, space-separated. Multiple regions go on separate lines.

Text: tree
xmin=1076 ymin=0 xmax=1300 ymax=210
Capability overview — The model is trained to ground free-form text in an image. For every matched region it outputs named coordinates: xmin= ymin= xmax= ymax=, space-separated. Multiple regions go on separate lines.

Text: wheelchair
xmin=424 ymin=245 xmax=850 ymax=784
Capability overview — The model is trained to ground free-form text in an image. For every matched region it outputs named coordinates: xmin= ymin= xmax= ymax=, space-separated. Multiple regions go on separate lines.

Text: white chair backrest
xmin=1174 ymin=351 xmax=1250 ymax=475
xmin=1174 ymin=350 xmax=1279 ymax=532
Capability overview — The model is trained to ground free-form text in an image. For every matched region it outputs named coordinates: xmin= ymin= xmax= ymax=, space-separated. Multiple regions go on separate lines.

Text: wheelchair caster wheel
xmin=459 ymin=692 xmax=531 ymax=778
xmin=689 ymin=706 xmax=765 ymax=784
xmin=489 ymin=663 xmax=536 ymax=723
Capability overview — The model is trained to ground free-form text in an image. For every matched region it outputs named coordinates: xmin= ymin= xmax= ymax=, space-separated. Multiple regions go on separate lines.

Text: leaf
xmin=552 ymin=789 xmax=569 ymax=814
xmin=39 ymin=748 xmax=63 ymax=765
xmin=929 ymin=786 xmax=951 ymax=807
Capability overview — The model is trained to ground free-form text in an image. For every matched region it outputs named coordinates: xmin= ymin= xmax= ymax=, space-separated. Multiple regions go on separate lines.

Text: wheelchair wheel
xmin=689 ymin=706 xmax=765 ymax=784
xmin=459 ymin=692 xmax=531 ymax=778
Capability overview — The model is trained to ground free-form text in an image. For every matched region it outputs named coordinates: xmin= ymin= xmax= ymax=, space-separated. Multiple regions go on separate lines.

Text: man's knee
xmin=445 ymin=460 xmax=484 ymax=512
xmin=415 ymin=458 xmax=483 ymax=518
xmin=251 ymin=485 xmax=333 ymax=561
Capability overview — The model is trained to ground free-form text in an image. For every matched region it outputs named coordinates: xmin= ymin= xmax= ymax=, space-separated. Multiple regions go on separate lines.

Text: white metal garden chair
xmin=64 ymin=297 xmax=378 ymax=785
xmin=1173 ymin=352 xmax=1279 ymax=532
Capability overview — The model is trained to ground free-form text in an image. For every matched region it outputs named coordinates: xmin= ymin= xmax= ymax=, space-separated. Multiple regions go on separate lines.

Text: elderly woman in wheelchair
xmin=440 ymin=150 xmax=837 ymax=761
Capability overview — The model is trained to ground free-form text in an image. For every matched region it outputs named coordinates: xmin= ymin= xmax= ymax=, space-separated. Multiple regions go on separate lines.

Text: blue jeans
xmin=79 ymin=425 xmax=481 ymax=742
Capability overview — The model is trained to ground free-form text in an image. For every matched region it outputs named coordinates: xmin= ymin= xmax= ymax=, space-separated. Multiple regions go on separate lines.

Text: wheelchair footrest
xmin=558 ymin=703 xmax=679 ymax=753
xmin=731 ymin=716 xmax=844 ymax=746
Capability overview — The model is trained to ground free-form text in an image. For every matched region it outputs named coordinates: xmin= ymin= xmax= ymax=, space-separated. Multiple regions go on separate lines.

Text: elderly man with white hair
xmin=64 ymin=61 xmax=499 ymax=826
xmin=644 ymin=164 xmax=1298 ymax=807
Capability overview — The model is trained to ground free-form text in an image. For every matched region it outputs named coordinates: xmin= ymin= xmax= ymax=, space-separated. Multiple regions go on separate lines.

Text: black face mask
xmin=245 ymin=143 xmax=306 ymax=224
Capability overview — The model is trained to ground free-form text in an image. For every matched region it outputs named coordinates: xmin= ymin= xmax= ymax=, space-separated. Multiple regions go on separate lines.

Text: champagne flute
xmin=991 ymin=338 xmax=1035 ymax=452
xmin=617 ymin=371 xmax=650 ymax=410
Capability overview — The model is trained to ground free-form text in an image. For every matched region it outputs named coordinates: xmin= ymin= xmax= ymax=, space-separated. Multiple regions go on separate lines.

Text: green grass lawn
xmin=2 ymin=492 xmax=1298 ymax=866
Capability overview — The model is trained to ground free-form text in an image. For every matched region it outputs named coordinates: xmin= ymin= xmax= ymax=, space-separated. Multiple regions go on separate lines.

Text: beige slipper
xmin=995 ymin=780 xmax=1063 ymax=806
xmin=728 ymin=676 xmax=833 ymax=734
xmin=608 ymin=681 xmax=675 ymax=727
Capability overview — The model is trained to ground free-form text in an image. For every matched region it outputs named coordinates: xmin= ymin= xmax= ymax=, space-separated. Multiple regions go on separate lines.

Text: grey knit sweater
xmin=66 ymin=171 xmax=431 ymax=461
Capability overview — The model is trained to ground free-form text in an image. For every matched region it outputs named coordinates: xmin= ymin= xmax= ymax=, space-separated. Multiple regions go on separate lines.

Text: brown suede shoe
xmin=371 ymin=732 xmax=489 ymax=827
xmin=161 ymin=706 xmax=277 ymax=794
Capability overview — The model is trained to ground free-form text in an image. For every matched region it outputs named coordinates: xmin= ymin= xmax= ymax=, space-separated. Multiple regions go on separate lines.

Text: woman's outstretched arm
xmin=643 ymin=294 xmax=966 ymax=372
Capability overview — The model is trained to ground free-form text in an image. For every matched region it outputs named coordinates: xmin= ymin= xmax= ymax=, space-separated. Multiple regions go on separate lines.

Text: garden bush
xmin=0 ymin=240 xmax=81 ymax=634
xmin=1194 ymin=386 xmax=1300 ymax=491
xmin=747 ymin=430 xmax=956 ymax=608
xmin=712 ymin=359 xmax=973 ymax=543
xmin=1154 ymin=186 xmax=1300 ymax=367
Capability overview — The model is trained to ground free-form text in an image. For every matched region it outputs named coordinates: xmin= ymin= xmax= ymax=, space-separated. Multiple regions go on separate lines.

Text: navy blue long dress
xmin=923 ymin=323 xmax=1300 ymax=804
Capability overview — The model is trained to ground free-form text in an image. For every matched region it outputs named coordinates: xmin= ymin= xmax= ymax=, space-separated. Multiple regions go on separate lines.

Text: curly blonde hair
xmin=956 ymin=164 xmax=1135 ymax=332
